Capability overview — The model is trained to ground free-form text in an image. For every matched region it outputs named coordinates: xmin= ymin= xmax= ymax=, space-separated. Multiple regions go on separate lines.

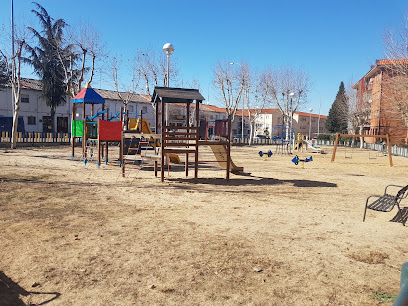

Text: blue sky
xmin=1 ymin=0 xmax=408 ymax=115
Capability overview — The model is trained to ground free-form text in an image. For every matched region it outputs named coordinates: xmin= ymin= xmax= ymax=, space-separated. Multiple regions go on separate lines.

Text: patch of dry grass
xmin=0 ymin=145 xmax=406 ymax=305
xmin=349 ymin=251 xmax=390 ymax=264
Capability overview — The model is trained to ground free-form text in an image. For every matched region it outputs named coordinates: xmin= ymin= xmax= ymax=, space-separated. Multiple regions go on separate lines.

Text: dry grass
xmin=0 ymin=144 xmax=407 ymax=305
xmin=349 ymin=251 xmax=390 ymax=265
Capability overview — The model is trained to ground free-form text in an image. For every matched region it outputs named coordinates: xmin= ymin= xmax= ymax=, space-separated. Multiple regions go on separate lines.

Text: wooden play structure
xmin=120 ymin=86 xmax=243 ymax=181
xmin=71 ymin=83 xmax=125 ymax=165
xmin=331 ymin=133 xmax=393 ymax=167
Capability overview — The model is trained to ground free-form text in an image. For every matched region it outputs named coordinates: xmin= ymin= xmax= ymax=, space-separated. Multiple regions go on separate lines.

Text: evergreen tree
xmin=326 ymin=81 xmax=349 ymax=133
xmin=0 ymin=59 xmax=9 ymax=90
xmin=25 ymin=3 xmax=68 ymax=132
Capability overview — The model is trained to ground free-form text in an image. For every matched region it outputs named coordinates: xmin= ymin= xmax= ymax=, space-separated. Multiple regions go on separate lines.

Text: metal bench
xmin=363 ymin=184 xmax=408 ymax=226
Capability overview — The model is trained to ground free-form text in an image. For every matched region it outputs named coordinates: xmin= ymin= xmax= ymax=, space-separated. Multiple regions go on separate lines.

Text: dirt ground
xmin=0 ymin=143 xmax=407 ymax=305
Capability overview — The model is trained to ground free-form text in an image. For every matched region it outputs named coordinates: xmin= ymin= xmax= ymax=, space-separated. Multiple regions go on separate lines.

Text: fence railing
xmin=315 ymin=139 xmax=408 ymax=158
xmin=2 ymin=132 xmax=408 ymax=158
xmin=0 ymin=132 xmax=71 ymax=143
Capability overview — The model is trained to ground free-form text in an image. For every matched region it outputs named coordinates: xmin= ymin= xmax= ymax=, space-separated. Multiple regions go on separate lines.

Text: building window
xmin=128 ymin=105 xmax=134 ymax=112
xmin=20 ymin=94 xmax=29 ymax=103
xmin=142 ymin=106 xmax=148 ymax=114
xmin=27 ymin=116 xmax=36 ymax=125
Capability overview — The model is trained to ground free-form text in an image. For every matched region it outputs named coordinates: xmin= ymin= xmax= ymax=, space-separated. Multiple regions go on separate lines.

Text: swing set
xmin=331 ymin=133 xmax=393 ymax=167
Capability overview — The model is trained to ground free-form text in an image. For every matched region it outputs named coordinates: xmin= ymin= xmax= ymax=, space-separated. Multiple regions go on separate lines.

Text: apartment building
xmin=353 ymin=59 xmax=408 ymax=144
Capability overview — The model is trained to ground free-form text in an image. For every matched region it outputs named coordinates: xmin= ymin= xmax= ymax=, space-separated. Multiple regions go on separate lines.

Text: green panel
xmin=72 ymin=120 xmax=84 ymax=137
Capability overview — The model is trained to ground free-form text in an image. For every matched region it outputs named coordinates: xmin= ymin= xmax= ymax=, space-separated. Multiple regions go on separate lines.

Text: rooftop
xmin=16 ymin=78 xmax=151 ymax=104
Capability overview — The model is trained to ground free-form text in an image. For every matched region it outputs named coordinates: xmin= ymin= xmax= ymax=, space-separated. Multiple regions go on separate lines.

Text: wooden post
xmin=331 ymin=133 xmax=340 ymax=162
xmin=102 ymin=104 xmax=105 ymax=120
xmin=161 ymin=99 xmax=165 ymax=182
xmin=105 ymin=141 xmax=108 ymax=164
xmin=97 ymin=119 xmax=101 ymax=167
xmin=155 ymin=98 xmax=159 ymax=177
xmin=82 ymin=102 xmax=87 ymax=160
xmin=72 ymin=103 xmax=77 ymax=157
xmin=121 ymin=131 xmax=125 ymax=177
xmin=186 ymin=102 xmax=190 ymax=177
xmin=195 ymin=100 xmax=200 ymax=179
xmin=386 ymin=134 xmax=393 ymax=167
xmin=140 ymin=109 xmax=143 ymax=132
xmin=226 ymin=116 xmax=231 ymax=180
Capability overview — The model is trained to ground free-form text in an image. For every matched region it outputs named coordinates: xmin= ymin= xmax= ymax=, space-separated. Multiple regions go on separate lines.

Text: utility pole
xmin=11 ymin=0 xmax=15 ymax=113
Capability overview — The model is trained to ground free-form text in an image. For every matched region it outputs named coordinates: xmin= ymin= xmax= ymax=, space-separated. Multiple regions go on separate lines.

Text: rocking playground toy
xmin=291 ymin=155 xmax=313 ymax=168
xmin=258 ymin=150 xmax=273 ymax=158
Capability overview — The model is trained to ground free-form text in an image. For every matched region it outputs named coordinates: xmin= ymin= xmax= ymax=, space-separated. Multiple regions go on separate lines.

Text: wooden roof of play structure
xmin=151 ymin=87 xmax=205 ymax=104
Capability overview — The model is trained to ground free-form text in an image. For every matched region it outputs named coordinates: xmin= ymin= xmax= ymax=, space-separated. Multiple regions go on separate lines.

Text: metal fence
xmin=1 ymin=132 xmax=407 ymax=158
xmin=315 ymin=139 xmax=408 ymax=158
xmin=231 ymin=137 xmax=408 ymax=158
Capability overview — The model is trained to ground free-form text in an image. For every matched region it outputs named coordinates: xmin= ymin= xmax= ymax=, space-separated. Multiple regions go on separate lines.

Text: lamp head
xmin=163 ymin=43 xmax=174 ymax=55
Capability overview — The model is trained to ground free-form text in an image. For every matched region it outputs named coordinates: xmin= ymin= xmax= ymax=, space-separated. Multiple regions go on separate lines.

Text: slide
xmin=305 ymin=140 xmax=324 ymax=153
xmin=209 ymin=144 xmax=244 ymax=173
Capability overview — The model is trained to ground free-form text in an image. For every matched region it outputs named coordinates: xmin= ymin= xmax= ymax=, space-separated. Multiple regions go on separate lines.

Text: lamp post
xmin=162 ymin=43 xmax=174 ymax=125
xmin=289 ymin=92 xmax=295 ymax=140
xmin=313 ymin=90 xmax=321 ymax=136
xmin=229 ymin=62 xmax=244 ymax=140
xmin=308 ymin=108 xmax=313 ymax=139
xmin=11 ymin=0 xmax=15 ymax=113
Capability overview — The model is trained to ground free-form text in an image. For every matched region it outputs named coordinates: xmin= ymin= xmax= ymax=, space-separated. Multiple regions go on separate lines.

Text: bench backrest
xmin=396 ymin=185 xmax=408 ymax=200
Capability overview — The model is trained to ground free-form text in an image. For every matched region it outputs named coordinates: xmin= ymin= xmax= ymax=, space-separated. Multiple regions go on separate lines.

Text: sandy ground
xmin=0 ymin=143 xmax=407 ymax=305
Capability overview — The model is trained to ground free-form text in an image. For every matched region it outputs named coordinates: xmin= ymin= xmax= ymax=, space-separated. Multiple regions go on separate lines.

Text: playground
xmin=0 ymin=143 xmax=407 ymax=305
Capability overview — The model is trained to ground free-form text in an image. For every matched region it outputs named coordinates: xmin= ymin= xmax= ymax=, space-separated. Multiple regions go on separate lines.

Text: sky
xmin=1 ymin=0 xmax=408 ymax=116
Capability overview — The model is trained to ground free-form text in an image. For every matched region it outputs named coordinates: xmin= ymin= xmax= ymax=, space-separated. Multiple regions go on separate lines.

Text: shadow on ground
xmin=390 ymin=207 xmax=408 ymax=225
xmin=0 ymin=271 xmax=60 ymax=305
xmin=166 ymin=172 xmax=337 ymax=188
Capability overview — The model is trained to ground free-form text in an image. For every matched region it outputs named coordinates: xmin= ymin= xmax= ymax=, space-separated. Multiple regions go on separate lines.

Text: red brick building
xmin=353 ymin=59 xmax=408 ymax=144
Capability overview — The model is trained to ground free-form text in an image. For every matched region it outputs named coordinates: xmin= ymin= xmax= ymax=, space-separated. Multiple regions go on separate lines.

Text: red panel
xmin=98 ymin=120 xmax=122 ymax=141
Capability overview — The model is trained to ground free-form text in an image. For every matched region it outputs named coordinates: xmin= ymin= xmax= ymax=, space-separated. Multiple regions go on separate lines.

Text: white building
xmin=0 ymin=78 xmax=154 ymax=133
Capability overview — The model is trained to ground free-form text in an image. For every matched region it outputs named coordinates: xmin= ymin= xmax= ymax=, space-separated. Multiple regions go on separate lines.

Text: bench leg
xmin=397 ymin=204 xmax=406 ymax=226
xmin=363 ymin=199 xmax=369 ymax=222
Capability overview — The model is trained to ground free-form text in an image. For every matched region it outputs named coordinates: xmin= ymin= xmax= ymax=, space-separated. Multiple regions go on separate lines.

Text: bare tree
xmin=383 ymin=13 xmax=408 ymax=76
xmin=383 ymin=13 xmax=408 ymax=136
xmin=213 ymin=61 xmax=247 ymax=123
xmin=245 ymin=69 xmax=270 ymax=145
xmin=346 ymin=79 xmax=371 ymax=147
xmin=137 ymin=48 xmax=180 ymax=96
xmin=60 ymin=22 xmax=105 ymax=98
xmin=266 ymin=65 xmax=311 ymax=139
xmin=111 ymin=54 xmax=141 ymax=129
xmin=0 ymin=23 xmax=27 ymax=149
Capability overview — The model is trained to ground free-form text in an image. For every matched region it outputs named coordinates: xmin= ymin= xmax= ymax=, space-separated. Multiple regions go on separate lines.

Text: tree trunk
xmin=249 ymin=121 xmax=253 ymax=146
xmin=50 ymin=107 xmax=56 ymax=133
xmin=359 ymin=126 xmax=364 ymax=148
xmin=11 ymin=98 xmax=19 ymax=149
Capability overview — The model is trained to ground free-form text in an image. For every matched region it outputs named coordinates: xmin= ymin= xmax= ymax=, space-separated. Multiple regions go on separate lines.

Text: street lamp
xmin=308 ymin=108 xmax=313 ymax=139
xmin=163 ymin=43 xmax=174 ymax=87
xmin=289 ymin=92 xmax=295 ymax=140
xmin=230 ymin=62 xmax=244 ymax=140
xmin=162 ymin=43 xmax=174 ymax=125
